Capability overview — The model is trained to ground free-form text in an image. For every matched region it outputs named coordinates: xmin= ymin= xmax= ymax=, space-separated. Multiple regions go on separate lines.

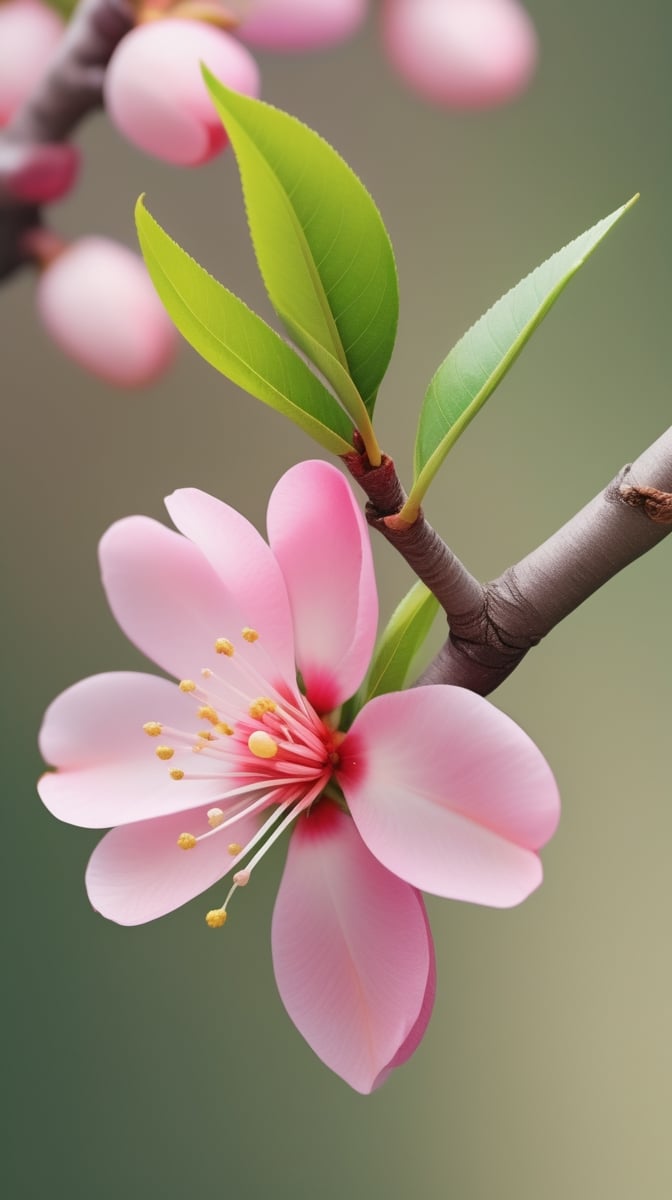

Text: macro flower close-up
xmin=38 ymin=460 xmax=559 ymax=1093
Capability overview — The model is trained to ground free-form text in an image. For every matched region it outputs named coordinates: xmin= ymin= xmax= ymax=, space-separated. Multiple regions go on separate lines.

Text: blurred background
xmin=4 ymin=0 xmax=672 ymax=1196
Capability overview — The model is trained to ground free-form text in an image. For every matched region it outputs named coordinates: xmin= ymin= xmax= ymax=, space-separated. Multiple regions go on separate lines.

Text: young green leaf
xmin=405 ymin=195 xmax=639 ymax=519
xmin=202 ymin=70 xmax=399 ymax=438
xmin=364 ymin=581 xmax=439 ymax=701
xmin=135 ymin=197 xmax=354 ymax=456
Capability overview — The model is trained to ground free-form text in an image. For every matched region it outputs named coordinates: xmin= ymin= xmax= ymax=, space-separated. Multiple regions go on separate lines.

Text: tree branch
xmin=345 ymin=426 xmax=672 ymax=696
xmin=0 ymin=0 xmax=135 ymax=279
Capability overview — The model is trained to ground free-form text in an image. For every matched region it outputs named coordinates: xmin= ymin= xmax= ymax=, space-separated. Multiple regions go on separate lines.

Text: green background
xmin=3 ymin=1 xmax=671 ymax=1195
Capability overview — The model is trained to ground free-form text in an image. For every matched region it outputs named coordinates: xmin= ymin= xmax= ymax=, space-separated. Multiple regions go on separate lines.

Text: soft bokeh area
xmin=4 ymin=0 xmax=671 ymax=1195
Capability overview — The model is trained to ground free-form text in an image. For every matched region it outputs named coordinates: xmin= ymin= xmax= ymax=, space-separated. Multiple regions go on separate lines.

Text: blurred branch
xmin=346 ymin=426 xmax=672 ymax=696
xmin=0 ymin=0 xmax=135 ymax=279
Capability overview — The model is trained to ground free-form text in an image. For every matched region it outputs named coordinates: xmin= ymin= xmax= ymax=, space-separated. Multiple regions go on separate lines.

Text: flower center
xmin=143 ymin=627 xmax=342 ymax=926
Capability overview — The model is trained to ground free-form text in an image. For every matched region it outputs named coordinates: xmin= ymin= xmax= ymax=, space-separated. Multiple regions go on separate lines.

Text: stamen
xmin=248 ymin=731 xmax=278 ymax=759
xmin=197 ymin=705 xmax=219 ymax=724
xmin=170 ymin=769 xmax=185 ymax=781
xmin=143 ymin=721 xmax=162 ymax=737
xmin=156 ymin=745 xmax=175 ymax=761
xmin=205 ymin=909 xmax=227 ymax=928
xmin=227 ymin=842 xmax=242 ymax=856
xmin=242 ymin=627 xmax=259 ymax=642
xmin=215 ymin=722 xmax=234 ymax=736
xmin=233 ymin=869 xmax=251 ymax=886
xmin=207 ymin=808 xmax=225 ymax=828
xmin=177 ymin=832 xmax=197 ymax=850
xmin=214 ymin=637 xmax=234 ymax=656
xmin=249 ymin=697 xmax=277 ymax=719
xmin=201 ymin=668 xmax=213 ymax=679
xmin=197 ymin=730 xmax=215 ymax=741
xmin=179 ymin=679 xmax=197 ymax=693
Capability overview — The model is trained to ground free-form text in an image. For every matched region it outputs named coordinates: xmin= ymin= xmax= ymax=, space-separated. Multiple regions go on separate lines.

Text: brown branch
xmin=345 ymin=426 xmax=672 ymax=696
xmin=0 ymin=0 xmax=135 ymax=279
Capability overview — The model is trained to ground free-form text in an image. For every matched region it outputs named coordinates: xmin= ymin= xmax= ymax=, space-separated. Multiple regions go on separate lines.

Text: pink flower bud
xmin=237 ymin=0 xmax=367 ymax=51
xmin=3 ymin=142 xmax=79 ymax=204
xmin=36 ymin=237 xmax=178 ymax=387
xmin=0 ymin=0 xmax=64 ymax=125
xmin=104 ymin=19 xmax=260 ymax=166
xmin=381 ymin=0 xmax=537 ymax=109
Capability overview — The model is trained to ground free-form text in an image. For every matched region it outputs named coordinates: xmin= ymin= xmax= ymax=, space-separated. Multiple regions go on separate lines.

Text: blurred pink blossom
xmin=237 ymin=0 xmax=367 ymax=51
xmin=2 ymin=141 xmax=79 ymax=204
xmin=381 ymin=0 xmax=537 ymax=108
xmin=0 ymin=0 xmax=64 ymax=126
xmin=39 ymin=460 xmax=559 ymax=1091
xmin=36 ymin=235 xmax=178 ymax=386
xmin=104 ymin=18 xmax=259 ymax=165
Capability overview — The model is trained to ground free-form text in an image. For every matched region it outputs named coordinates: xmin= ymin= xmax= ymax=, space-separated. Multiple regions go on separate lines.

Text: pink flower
xmin=35 ymin=236 xmax=178 ymax=387
xmin=0 ymin=0 xmax=64 ymax=127
xmin=104 ymin=19 xmax=260 ymax=166
xmin=237 ymin=0 xmax=367 ymax=52
xmin=381 ymin=0 xmax=537 ymax=109
xmin=38 ymin=460 xmax=559 ymax=1092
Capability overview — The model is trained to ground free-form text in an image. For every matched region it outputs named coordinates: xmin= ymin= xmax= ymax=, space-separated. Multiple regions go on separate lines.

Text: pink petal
xmin=99 ymin=513 xmax=274 ymax=686
xmin=272 ymin=801 xmax=434 ymax=1094
xmin=339 ymin=686 xmax=560 ymax=908
xmin=266 ymin=461 xmax=378 ymax=713
xmin=38 ymin=672 xmax=232 ymax=827
xmin=165 ymin=488 xmax=298 ymax=694
xmin=376 ymin=892 xmax=436 ymax=1086
xmin=85 ymin=808 xmax=260 ymax=925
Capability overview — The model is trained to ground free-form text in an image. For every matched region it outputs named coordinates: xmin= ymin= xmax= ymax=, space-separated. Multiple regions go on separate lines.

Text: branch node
xmin=619 ymin=484 xmax=672 ymax=525
xmin=382 ymin=511 xmax=417 ymax=533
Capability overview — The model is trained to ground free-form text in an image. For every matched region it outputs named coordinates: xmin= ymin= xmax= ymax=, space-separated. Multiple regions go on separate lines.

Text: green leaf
xmin=203 ymin=70 xmax=399 ymax=429
xmin=135 ymin=198 xmax=354 ymax=456
xmin=407 ymin=195 xmax=639 ymax=516
xmin=365 ymin=581 xmax=439 ymax=701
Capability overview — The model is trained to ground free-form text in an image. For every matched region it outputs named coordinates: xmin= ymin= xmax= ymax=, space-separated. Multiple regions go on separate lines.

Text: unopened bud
xmin=104 ymin=19 xmax=259 ymax=166
xmin=381 ymin=0 xmax=537 ymax=109
xmin=36 ymin=237 xmax=177 ymax=388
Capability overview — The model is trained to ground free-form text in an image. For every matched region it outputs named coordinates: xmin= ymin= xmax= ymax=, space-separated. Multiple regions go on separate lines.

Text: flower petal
xmin=373 ymin=892 xmax=436 ymax=1088
xmin=85 ymin=808 xmax=260 ymax=925
xmin=38 ymin=672 xmax=237 ymax=827
xmin=99 ymin=515 xmax=255 ymax=682
xmin=339 ymin=685 xmax=560 ymax=908
xmin=266 ymin=461 xmax=378 ymax=713
xmin=271 ymin=801 xmax=434 ymax=1094
xmin=165 ymin=487 xmax=297 ymax=690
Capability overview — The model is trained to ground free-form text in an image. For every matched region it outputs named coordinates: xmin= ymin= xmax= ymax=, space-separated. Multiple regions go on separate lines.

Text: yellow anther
xmin=248 ymin=730 xmax=279 ymax=759
xmin=155 ymin=745 xmax=175 ymax=761
xmin=192 ymin=744 xmax=203 ymax=754
xmin=197 ymin=705 xmax=219 ymax=724
xmin=242 ymin=627 xmax=259 ymax=643
xmin=177 ymin=832 xmax=197 ymax=850
xmin=179 ymin=679 xmax=196 ymax=693
xmin=197 ymin=730 xmax=215 ymax=741
xmin=248 ymin=697 xmax=277 ymax=719
xmin=205 ymin=909 xmax=227 ymax=929
xmin=215 ymin=722 xmax=234 ymax=736
xmin=207 ymin=808 xmax=225 ymax=828
xmin=227 ymin=842 xmax=242 ymax=857
xmin=143 ymin=721 xmax=162 ymax=737
xmin=233 ymin=869 xmax=251 ymax=887
xmin=170 ymin=768 xmax=185 ymax=781
xmin=201 ymin=668 xmax=213 ymax=679
xmin=214 ymin=637 xmax=234 ymax=656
